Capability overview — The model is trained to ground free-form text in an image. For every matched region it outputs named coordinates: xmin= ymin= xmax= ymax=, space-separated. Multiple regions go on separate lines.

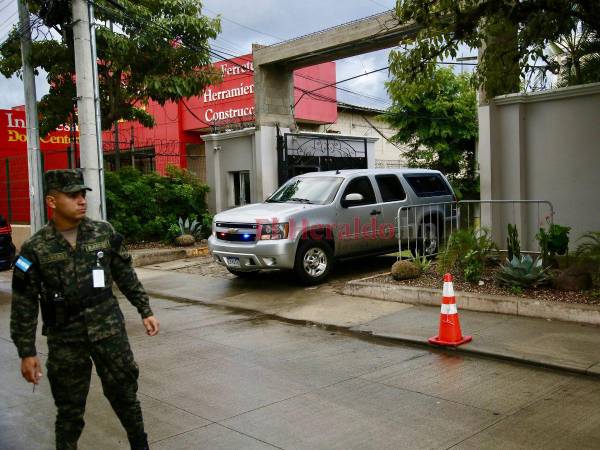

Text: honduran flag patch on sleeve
xmin=15 ymin=256 xmax=32 ymax=273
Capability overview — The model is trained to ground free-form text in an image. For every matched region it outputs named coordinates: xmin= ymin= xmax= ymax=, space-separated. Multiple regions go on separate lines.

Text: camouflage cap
xmin=44 ymin=169 xmax=92 ymax=194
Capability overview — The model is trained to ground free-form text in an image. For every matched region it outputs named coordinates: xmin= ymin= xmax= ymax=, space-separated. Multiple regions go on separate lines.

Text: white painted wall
xmin=478 ymin=83 xmax=600 ymax=248
xmin=202 ymin=128 xmax=257 ymax=212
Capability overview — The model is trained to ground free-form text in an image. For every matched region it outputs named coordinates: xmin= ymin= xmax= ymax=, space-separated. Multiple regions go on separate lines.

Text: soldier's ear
xmin=45 ymin=193 xmax=57 ymax=210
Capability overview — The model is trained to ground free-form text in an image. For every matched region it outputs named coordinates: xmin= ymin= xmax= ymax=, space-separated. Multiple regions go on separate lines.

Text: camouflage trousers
xmin=46 ymin=331 xmax=147 ymax=450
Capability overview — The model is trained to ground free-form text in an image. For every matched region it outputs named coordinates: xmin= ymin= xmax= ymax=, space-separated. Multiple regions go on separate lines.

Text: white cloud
xmin=0 ymin=72 xmax=49 ymax=109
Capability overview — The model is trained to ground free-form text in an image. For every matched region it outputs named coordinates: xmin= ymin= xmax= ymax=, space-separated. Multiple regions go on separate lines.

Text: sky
xmin=0 ymin=0 xmax=475 ymax=111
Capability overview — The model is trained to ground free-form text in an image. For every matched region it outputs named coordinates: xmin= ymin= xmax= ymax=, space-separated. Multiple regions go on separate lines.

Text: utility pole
xmin=114 ymin=122 xmax=120 ymax=170
xmin=17 ymin=0 xmax=45 ymax=232
xmin=109 ymin=21 xmax=120 ymax=171
xmin=72 ymin=0 xmax=106 ymax=220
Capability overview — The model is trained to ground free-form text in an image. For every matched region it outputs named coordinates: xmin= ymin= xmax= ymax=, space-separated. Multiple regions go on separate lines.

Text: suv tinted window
xmin=404 ymin=174 xmax=451 ymax=197
xmin=342 ymin=176 xmax=376 ymax=206
xmin=376 ymin=175 xmax=406 ymax=202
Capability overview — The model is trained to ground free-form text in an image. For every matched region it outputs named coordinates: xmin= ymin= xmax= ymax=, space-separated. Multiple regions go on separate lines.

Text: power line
xmin=365 ymin=0 xmax=392 ymax=10
xmin=0 ymin=1 xmax=15 ymax=16
xmin=205 ymin=44 xmax=392 ymax=106
xmin=202 ymin=7 xmax=284 ymax=42
xmin=360 ymin=114 xmax=405 ymax=151
xmin=0 ymin=12 xmax=19 ymax=42
xmin=0 ymin=15 xmax=42 ymax=50
xmin=293 ymin=66 xmax=389 ymax=108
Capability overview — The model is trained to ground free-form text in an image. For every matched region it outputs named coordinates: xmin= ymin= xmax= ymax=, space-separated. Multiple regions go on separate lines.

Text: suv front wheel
xmin=294 ymin=240 xmax=333 ymax=285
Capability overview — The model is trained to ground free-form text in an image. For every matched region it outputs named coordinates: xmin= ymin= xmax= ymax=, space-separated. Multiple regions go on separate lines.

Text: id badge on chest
xmin=92 ymin=251 xmax=106 ymax=288
xmin=92 ymin=269 xmax=105 ymax=288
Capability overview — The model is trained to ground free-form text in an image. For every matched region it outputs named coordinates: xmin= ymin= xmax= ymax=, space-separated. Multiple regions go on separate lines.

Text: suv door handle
xmin=370 ymin=209 xmax=381 ymax=215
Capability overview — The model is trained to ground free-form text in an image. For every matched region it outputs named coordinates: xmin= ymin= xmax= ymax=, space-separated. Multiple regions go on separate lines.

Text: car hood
xmin=214 ymin=202 xmax=317 ymax=223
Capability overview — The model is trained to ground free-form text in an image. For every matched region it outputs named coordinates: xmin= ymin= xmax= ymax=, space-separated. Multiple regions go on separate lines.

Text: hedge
xmin=105 ymin=166 xmax=210 ymax=242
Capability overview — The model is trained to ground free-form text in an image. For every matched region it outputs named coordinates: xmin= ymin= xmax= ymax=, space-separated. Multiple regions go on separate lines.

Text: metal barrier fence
xmin=396 ymin=200 xmax=555 ymax=259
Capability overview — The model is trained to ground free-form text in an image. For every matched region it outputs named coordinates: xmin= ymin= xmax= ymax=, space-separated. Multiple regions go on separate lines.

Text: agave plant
xmin=496 ymin=255 xmax=552 ymax=289
xmin=178 ymin=216 xmax=202 ymax=237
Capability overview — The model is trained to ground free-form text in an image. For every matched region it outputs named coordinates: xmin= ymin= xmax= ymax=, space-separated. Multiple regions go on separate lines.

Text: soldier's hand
xmin=143 ymin=316 xmax=159 ymax=336
xmin=21 ymin=356 xmax=43 ymax=384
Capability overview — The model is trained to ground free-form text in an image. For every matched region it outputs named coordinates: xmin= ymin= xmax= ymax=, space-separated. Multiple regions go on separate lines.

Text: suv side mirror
xmin=342 ymin=193 xmax=364 ymax=208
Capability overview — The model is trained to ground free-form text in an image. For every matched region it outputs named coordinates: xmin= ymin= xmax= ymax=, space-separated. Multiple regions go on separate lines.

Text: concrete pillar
xmin=477 ymin=101 xmax=498 ymax=237
xmin=254 ymin=125 xmax=289 ymax=200
xmin=253 ymin=44 xmax=295 ymax=200
xmin=203 ymin=139 xmax=222 ymax=213
xmin=253 ymin=62 xmax=295 ymax=128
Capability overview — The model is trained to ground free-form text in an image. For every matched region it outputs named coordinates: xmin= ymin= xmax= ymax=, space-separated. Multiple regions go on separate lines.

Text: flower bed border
xmin=343 ymin=273 xmax=600 ymax=326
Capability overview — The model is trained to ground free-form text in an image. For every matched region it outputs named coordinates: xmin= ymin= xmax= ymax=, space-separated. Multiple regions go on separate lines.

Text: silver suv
xmin=208 ymin=168 xmax=456 ymax=284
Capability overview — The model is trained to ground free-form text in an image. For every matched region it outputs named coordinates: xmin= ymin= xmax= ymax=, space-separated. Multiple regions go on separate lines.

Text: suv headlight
xmin=259 ymin=223 xmax=289 ymax=240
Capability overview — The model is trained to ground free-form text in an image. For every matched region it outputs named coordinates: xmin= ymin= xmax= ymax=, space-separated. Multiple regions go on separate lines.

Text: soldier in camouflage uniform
xmin=11 ymin=169 xmax=160 ymax=450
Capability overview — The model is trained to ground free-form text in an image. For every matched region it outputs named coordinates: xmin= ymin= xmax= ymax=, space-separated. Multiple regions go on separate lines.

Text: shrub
xmin=438 ymin=227 xmax=497 ymax=282
xmin=410 ymin=251 xmax=431 ymax=274
xmin=391 ymin=260 xmax=421 ymax=281
xmin=536 ymin=223 xmax=571 ymax=266
xmin=496 ymin=255 xmax=552 ymax=289
xmin=575 ymin=231 xmax=600 ymax=286
xmin=463 ymin=249 xmax=484 ymax=283
xmin=105 ymin=165 xmax=210 ymax=242
xmin=165 ymin=223 xmax=181 ymax=243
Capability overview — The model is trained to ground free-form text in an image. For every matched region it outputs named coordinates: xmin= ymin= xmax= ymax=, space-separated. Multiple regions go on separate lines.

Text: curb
xmin=145 ymin=289 xmax=600 ymax=378
xmin=132 ymin=246 xmax=209 ymax=267
xmin=349 ymin=328 xmax=600 ymax=377
xmin=342 ymin=273 xmax=600 ymax=326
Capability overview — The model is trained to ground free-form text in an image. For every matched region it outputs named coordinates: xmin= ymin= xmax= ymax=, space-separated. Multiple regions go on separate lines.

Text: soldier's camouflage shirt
xmin=10 ymin=218 xmax=153 ymax=358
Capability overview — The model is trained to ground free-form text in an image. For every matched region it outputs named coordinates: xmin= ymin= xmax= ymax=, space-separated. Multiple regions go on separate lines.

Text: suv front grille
xmin=215 ymin=222 xmax=258 ymax=230
xmin=215 ymin=222 xmax=257 ymax=242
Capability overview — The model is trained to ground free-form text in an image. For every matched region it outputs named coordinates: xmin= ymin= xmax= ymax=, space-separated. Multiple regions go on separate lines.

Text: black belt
xmin=68 ymin=289 xmax=113 ymax=317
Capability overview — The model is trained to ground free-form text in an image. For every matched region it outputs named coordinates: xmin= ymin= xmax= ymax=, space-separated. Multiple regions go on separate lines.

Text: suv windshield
xmin=266 ymin=177 xmax=343 ymax=205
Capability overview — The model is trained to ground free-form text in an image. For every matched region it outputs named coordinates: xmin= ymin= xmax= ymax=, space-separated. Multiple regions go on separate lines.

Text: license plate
xmin=225 ymin=257 xmax=240 ymax=268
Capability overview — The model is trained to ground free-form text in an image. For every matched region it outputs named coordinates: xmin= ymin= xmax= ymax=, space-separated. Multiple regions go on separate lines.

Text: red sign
xmin=182 ymin=55 xmax=256 ymax=130
xmin=0 ymin=108 xmax=77 ymax=154
xmin=182 ymin=54 xmax=337 ymax=131
xmin=0 ymin=108 xmax=78 ymax=223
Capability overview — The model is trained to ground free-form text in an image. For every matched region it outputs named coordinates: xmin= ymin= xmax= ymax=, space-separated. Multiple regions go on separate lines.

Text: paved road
xmin=142 ymin=253 xmax=399 ymax=292
xmin=2 ymin=278 xmax=600 ymax=449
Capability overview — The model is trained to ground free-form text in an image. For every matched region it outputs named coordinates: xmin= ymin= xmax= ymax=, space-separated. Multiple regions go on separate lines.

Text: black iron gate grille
xmin=277 ymin=133 xmax=368 ymax=185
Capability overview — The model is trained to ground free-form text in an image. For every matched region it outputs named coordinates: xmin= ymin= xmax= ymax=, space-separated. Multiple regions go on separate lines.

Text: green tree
xmin=546 ymin=24 xmax=600 ymax=87
xmin=392 ymin=0 xmax=600 ymax=97
xmin=382 ymin=67 xmax=478 ymax=199
xmin=0 ymin=0 xmax=221 ymax=135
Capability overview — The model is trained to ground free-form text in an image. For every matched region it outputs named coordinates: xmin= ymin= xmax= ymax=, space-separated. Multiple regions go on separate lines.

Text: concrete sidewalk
xmin=137 ymin=268 xmax=600 ymax=376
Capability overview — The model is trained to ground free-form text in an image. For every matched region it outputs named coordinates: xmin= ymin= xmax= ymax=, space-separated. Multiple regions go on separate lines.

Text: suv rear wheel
xmin=412 ymin=221 xmax=439 ymax=258
xmin=294 ymin=240 xmax=333 ymax=285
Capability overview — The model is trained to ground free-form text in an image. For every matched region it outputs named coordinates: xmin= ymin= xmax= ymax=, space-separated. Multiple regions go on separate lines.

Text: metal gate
xmin=277 ymin=133 xmax=368 ymax=185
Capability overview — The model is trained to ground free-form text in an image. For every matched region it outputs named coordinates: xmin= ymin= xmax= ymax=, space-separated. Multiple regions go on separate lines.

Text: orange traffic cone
xmin=428 ymin=273 xmax=472 ymax=347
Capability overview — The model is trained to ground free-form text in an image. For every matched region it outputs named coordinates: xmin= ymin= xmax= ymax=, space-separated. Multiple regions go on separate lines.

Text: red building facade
xmin=0 ymin=54 xmax=336 ymax=223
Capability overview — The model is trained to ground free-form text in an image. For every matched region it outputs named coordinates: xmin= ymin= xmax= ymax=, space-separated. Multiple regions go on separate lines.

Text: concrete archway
xmin=251 ymin=10 xmax=419 ymax=199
